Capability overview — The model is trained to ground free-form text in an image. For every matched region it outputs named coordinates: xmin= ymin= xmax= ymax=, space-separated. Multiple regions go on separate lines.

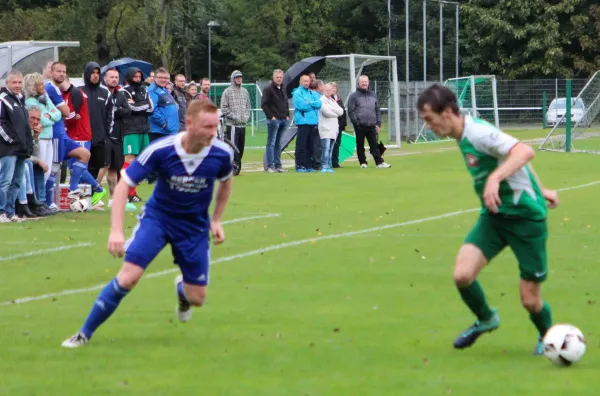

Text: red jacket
xmin=63 ymin=85 xmax=92 ymax=142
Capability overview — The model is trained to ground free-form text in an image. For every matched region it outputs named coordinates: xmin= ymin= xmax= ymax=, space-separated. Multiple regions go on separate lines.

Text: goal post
xmin=317 ymin=54 xmax=402 ymax=147
xmin=415 ymin=75 xmax=500 ymax=142
xmin=539 ymin=71 xmax=600 ymax=153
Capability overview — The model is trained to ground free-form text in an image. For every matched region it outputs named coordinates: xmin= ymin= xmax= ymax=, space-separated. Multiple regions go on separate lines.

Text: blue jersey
xmin=122 ymin=133 xmax=233 ymax=229
xmin=45 ymin=81 xmax=67 ymax=139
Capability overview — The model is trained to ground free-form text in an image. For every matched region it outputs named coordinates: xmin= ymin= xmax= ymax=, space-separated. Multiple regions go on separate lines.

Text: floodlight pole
xmin=208 ymin=21 xmax=220 ymax=82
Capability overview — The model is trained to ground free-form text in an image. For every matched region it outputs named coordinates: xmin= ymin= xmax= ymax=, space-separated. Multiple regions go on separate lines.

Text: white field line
xmin=0 ymin=243 xmax=94 ymax=263
xmin=1 ymin=181 xmax=599 ymax=307
xmin=222 ymin=213 xmax=280 ymax=224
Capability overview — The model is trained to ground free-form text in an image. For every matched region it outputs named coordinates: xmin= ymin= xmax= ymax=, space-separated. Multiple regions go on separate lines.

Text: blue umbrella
xmin=101 ymin=57 xmax=153 ymax=85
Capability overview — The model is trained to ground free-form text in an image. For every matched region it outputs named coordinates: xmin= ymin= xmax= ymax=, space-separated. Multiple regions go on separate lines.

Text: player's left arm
xmin=211 ymin=177 xmax=232 ymax=245
xmin=526 ymin=163 xmax=560 ymax=209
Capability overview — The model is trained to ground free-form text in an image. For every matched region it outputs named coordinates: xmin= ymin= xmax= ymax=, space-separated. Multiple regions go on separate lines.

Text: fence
xmin=219 ymin=78 xmax=593 ymax=146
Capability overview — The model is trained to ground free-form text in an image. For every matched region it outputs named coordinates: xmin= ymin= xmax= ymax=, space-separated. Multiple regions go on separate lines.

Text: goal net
xmin=415 ymin=75 xmax=500 ymax=142
xmin=539 ymin=71 xmax=600 ymax=153
xmin=316 ymin=54 xmax=401 ymax=147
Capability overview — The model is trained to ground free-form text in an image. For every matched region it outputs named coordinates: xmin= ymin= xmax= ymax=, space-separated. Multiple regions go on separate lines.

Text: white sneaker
xmin=61 ymin=332 xmax=89 ymax=348
xmin=67 ymin=189 xmax=87 ymax=199
xmin=8 ymin=214 xmax=21 ymax=222
xmin=376 ymin=162 xmax=391 ymax=168
xmin=49 ymin=203 xmax=59 ymax=210
xmin=175 ymin=275 xmax=192 ymax=323
xmin=0 ymin=214 xmax=11 ymax=223
xmin=360 ymin=163 xmax=368 ymax=168
xmin=108 ymin=199 xmax=113 ymax=208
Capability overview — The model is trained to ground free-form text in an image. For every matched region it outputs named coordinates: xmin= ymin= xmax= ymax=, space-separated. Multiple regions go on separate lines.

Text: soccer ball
xmin=542 ymin=324 xmax=586 ymax=366
xmin=69 ymin=198 xmax=89 ymax=213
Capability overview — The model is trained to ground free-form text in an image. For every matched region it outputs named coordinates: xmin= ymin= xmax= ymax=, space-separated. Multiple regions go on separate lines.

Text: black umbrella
xmin=101 ymin=57 xmax=153 ymax=85
xmin=283 ymin=56 xmax=326 ymax=98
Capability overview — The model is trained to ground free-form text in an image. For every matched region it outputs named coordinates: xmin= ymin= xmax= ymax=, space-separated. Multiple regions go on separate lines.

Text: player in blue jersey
xmin=45 ymin=62 xmax=107 ymax=208
xmin=62 ymin=100 xmax=233 ymax=348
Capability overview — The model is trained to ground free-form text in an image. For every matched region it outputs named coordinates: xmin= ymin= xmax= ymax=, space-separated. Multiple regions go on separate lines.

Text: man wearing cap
xmin=220 ymin=70 xmax=251 ymax=174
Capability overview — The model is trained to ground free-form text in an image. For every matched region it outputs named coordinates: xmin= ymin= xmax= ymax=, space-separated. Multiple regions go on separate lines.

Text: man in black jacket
xmin=347 ymin=75 xmax=391 ymax=169
xmin=121 ymin=67 xmax=153 ymax=203
xmin=0 ymin=70 xmax=34 ymax=222
xmin=81 ymin=61 xmax=113 ymax=181
xmin=261 ymin=69 xmax=289 ymax=173
xmin=173 ymin=74 xmax=187 ymax=131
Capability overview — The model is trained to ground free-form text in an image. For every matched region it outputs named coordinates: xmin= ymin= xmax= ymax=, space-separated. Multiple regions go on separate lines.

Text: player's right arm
xmin=108 ymin=147 xmax=160 ymax=257
xmin=46 ymin=83 xmax=70 ymax=118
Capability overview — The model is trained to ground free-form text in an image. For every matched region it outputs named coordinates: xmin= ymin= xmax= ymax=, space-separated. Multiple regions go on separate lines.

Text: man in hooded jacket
xmin=220 ymin=70 xmax=250 ymax=174
xmin=81 ymin=61 xmax=114 ymax=183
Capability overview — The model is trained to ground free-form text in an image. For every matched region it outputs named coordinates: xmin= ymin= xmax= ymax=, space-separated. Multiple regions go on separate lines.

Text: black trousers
xmin=331 ymin=127 xmax=343 ymax=167
xmin=295 ymin=125 xmax=317 ymax=169
xmin=355 ymin=125 xmax=383 ymax=165
xmin=225 ymin=125 xmax=246 ymax=172
xmin=146 ymin=133 xmax=166 ymax=183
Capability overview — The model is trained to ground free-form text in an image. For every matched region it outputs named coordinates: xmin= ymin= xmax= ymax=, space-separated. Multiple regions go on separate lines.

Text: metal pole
xmin=565 ymin=80 xmax=572 ymax=152
xmin=208 ymin=27 xmax=212 ymax=82
xmin=455 ymin=4 xmax=459 ymax=78
xmin=406 ymin=0 xmax=410 ymax=141
xmin=439 ymin=2 xmax=443 ymax=82
xmin=542 ymin=91 xmax=547 ymax=129
xmin=392 ymin=57 xmax=401 ymax=147
xmin=423 ymin=0 xmax=427 ymax=83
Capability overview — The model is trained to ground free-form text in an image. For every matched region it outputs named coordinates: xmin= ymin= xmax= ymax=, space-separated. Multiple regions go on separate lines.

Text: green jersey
xmin=458 ymin=116 xmax=547 ymax=220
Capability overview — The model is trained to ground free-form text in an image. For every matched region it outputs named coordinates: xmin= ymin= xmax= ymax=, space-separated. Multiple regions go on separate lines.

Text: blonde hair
xmin=23 ymin=73 xmax=44 ymax=99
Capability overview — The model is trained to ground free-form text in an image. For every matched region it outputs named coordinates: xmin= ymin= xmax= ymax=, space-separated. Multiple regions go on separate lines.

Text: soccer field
xmin=1 ymin=133 xmax=599 ymax=395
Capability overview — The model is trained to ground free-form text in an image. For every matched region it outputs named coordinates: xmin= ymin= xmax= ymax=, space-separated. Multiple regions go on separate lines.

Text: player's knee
xmin=116 ymin=264 xmax=144 ymax=290
xmin=521 ymin=294 xmax=542 ymax=313
xmin=453 ymin=270 xmax=476 ymax=288
xmin=79 ymin=149 xmax=90 ymax=163
xmin=186 ymin=289 xmax=207 ymax=306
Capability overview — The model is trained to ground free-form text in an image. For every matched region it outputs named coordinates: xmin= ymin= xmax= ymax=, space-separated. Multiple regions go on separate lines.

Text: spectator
xmin=25 ymin=105 xmax=52 ymax=216
xmin=185 ymin=81 xmax=198 ymax=105
xmin=347 ymin=75 xmax=391 ymax=169
xmin=42 ymin=61 xmax=54 ymax=82
xmin=261 ymin=69 xmax=289 ymax=173
xmin=103 ymin=68 xmax=136 ymax=212
xmin=310 ymin=79 xmax=325 ymax=170
xmin=121 ymin=67 xmax=153 ymax=202
xmin=144 ymin=71 xmax=155 ymax=87
xmin=292 ymin=74 xmax=321 ymax=172
xmin=318 ymin=83 xmax=344 ymax=173
xmin=172 ymin=74 xmax=187 ymax=131
xmin=330 ymin=82 xmax=347 ymax=168
xmin=0 ymin=70 xmax=34 ymax=223
xmin=220 ymin=70 xmax=251 ymax=174
xmin=60 ymin=75 xmax=108 ymax=207
xmin=23 ymin=73 xmax=60 ymax=198
xmin=197 ymin=78 xmax=211 ymax=101
xmin=147 ymin=67 xmax=179 ymax=143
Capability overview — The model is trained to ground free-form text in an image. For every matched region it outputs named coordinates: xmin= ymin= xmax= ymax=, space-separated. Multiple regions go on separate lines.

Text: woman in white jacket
xmin=318 ymin=83 xmax=344 ymax=172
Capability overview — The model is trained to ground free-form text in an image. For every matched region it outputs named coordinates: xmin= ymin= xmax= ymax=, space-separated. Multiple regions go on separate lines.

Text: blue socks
xmin=80 ymin=278 xmax=130 ymax=339
xmin=69 ymin=161 xmax=87 ymax=191
xmin=45 ymin=173 xmax=55 ymax=205
xmin=79 ymin=170 xmax=102 ymax=191
xmin=177 ymin=282 xmax=189 ymax=302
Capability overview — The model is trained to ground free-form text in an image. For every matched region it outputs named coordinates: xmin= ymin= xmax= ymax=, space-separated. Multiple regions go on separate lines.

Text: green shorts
xmin=464 ymin=214 xmax=548 ymax=282
xmin=123 ymin=133 xmax=150 ymax=156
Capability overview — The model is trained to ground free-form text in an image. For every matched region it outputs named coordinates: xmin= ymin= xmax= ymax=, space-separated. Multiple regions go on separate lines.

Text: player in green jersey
xmin=417 ymin=84 xmax=560 ymax=355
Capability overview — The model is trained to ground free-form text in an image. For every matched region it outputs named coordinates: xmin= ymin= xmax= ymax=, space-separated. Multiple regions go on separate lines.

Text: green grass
xmin=1 ymin=138 xmax=600 ymax=395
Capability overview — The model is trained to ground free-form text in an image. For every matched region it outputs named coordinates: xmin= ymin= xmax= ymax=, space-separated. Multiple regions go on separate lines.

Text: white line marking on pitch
xmin=1 ymin=181 xmax=599 ymax=306
xmin=222 ymin=213 xmax=280 ymax=224
xmin=0 ymin=243 xmax=94 ymax=263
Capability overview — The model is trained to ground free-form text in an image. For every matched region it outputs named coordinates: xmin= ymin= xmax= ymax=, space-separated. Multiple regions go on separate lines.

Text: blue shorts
xmin=53 ymin=137 xmax=85 ymax=163
xmin=124 ymin=208 xmax=210 ymax=286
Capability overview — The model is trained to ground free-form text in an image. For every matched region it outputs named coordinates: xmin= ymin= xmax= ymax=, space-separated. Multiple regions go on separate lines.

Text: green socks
xmin=458 ymin=280 xmax=494 ymax=322
xmin=529 ymin=301 xmax=553 ymax=337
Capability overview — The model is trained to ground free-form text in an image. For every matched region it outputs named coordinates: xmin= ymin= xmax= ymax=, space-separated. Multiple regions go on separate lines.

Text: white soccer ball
xmin=69 ymin=198 xmax=89 ymax=213
xmin=542 ymin=323 xmax=586 ymax=366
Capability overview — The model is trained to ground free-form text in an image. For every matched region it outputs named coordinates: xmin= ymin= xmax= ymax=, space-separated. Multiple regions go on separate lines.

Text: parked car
xmin=546 ymin=97 xmax=590 ymax=127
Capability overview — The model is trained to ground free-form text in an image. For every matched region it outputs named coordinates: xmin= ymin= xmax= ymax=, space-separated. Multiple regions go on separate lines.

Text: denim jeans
xmin=0 ymin=156 xmax=26 ymax=216
xmin=17 ymin=160 xmax=34 ymax=204
xmin=265 ymin=119 xmax=289 ymax=169
xmin=33 ymin=164 xmax=46 ymax=202
xmin=320 ymin=138 xmax=335 ymax=169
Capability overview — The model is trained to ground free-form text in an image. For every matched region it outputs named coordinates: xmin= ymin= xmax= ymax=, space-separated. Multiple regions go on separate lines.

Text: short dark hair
xmin=186 ymin=98 xmax=219 ymax=118
xmin=51 ymin=62 xmax=66 ymax=71
xmin=104 ymin=68 xmax=119 ymax=75
xmin=199 ymin=78 xmax=210 ymax=85
xmin=417 ymin=84 xmax=460 ymax=116
xmin=155 ymin=67 xmax=169 ymax=75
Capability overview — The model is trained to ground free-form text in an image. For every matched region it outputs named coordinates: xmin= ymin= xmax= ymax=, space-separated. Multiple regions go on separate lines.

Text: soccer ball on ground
xmin=69 ymin=198 xmax=89 ymax=213
xmin=542 ymin=323 xmax=586 ymax=366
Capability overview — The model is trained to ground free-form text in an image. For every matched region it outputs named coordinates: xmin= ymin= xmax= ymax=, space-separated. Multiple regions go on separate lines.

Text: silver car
xmin=546 ymin=97 xmax=590 ymax=127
